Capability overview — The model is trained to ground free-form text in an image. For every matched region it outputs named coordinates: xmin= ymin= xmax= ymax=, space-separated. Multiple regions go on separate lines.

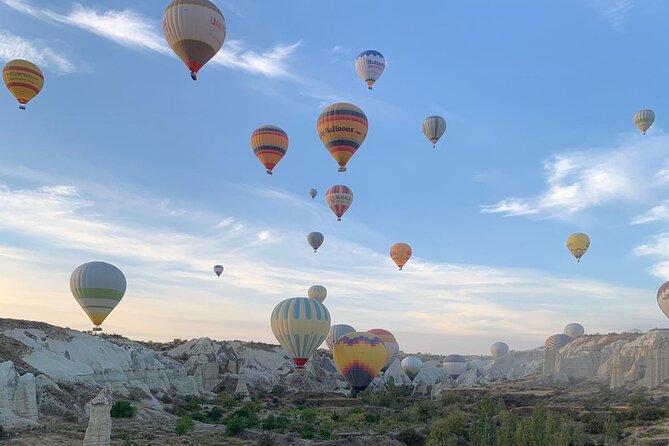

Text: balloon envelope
xmin=307 ymin=232 xmax=324 ymax=252
xmin=333 ymin=332 xmax=386 ymax=391
xmin=566 ymin=233 xmax=590 ymax=262
xmin=401 ymin=356 xmax=422 ymax=380
xmin=162 ymin=0 xmax=226 ymax=79
xmin=309 ymin=189 xmax=317 ymax=199
xmin=633 ymin=109 xmax=655 ymax=134
xmin=317 ymin=103 xmax=368 ymax=172
xmin=366 ymin=328 xmax=399 ymax=372
xmin=390 ymin=243 xmax=412 ymax=270
xmin=3 ymin=59 xmax=44 ymax=109
xmin=443 ymin=354 xmax=467 ymax=378
xmin=657 ymin=281 xmax=669 ymax=320
xmin=491 ymin=342 xmax=509 ymax=358
xmin=270 ymin=297 xmax=330 ymax=368
xmin=325 ymin=185 xmax=353 ymax=221
xmin=355 ymin=50 xmax=385 ymax=90
xmin=308 ymin=285 xmax=327 ymax=302
xmin=250 ymin=125 xmax=288 ymax=175
xmin=563 ymin=323 xmax=585 ymax=338
xmin=213 ymin=264 xmax=224 ymax=277
xmin=545 ymin=334 xmax=572 ymax=351
xmin=422 ymin=116 xmax=447 ymax=147
xmin=70 ymin=261 xmax=127 ymax=328
xmin=326 ymin=324 xmax=356 ymax=351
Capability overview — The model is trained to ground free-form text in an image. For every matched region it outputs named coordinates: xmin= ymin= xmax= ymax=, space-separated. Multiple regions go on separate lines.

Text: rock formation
xmin=83 ymin=388 xmax=113 ymax=446
xmin=0 ymin=361 xmax=38 ymax=426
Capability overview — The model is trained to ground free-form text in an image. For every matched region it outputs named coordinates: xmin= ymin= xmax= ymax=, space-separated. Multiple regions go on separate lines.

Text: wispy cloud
xmin=0 ymin=30 xmax=75 ymax=73
xmin=591 ymin=0 xmax=636 ymax=28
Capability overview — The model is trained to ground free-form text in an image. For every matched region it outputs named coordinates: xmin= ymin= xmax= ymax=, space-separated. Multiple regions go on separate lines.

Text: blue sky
xmin=0 ymin=0 xmax=668 ymax=354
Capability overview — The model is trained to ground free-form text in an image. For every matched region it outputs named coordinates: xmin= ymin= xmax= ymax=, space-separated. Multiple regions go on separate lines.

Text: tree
xmin=110 ymin=401 xmax=136 ymax=419
xmin=496 ymin=410 xmax=519 ymax=446
xmin=469 ymin=396 xmax=496 ymax=446
xmin=175 ymin=416 xmax=194 ymax=436
xmin=604 ymin=415 xmax=621 ymax=446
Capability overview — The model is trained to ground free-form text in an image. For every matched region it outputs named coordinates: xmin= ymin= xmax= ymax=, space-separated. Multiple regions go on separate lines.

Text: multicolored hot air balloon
xmin=307 ymin=232 xmax=324 ymax=252
xmin=308 ymin=285 xmax=327 ymax=302
xmin=162 ymin=0 xmax=226 ymax=80
xmin=657 ymin=281 xmax=669 ymax=320
xmin=491 ymin=342 xmax=509 ymax=358
xmin=317 ymin=103 xmax=368 ymax=172
xmin=443 ymin=354 xmax=467 ymax=379
xmin=309 ymin=189 xmax=317 ymax=199
xmin=563 ymin=323 xmax=585 ymax=338
xmin=566 ymin=233 xmax=590 ymax=262
xmin=633 ymin=109 xmax=655 ymax=135
xmin=422 ymin=116 xmax=447 ymax=148
xmin=401 ymin=356 xmax=422 ymax=381
xmin=390 ymin=243 xmax=412 ymax=271
xmin=326 ymin=324 xmax=355 ymax=351
xmin=355 ymin=50 xmax=385 ymax=90
xmin=270 ymin=297 xmax=330 ymax=368
xmin=70 ymin=261 xmax=127 ymax=332
xmin=545 ymin=334 xmax=572 ymax=351
xmin=213 ymin=264 xmax=224 ymax=277
xmin=367 ymin=328 xmax=399 ymax=372
xmin=333 ymin=332 xmax=386 ymax=392
xmin=2 ymin=59 xmax=43 ymax=110
xmin=250 ymin=125 xmax=288 ymax=175
xmin=325 ymin=185 xmax=353 ymax=221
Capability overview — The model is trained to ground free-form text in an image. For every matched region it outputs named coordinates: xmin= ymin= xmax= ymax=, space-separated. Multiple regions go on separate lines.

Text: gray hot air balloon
xmin=422 ymin=115 xmax=447 ymax=148
xmin=325 ymin=324 xmax=355 ymax=351
xmin=308 ymin=285 xmax=327 ymax=302
xmin=213 ymin=265 xmax=224 ymax=277
xmin=563 ymin=323 xmax=585 ymax=338
xmin=443 ymin=354 xmax=467 ymax=379
xmin=545 ymin=334 xmax=572 ymax=351
xmin=307 ymin=231 xmax=324 ymax=252
xmin=309 ymin=188 xmax=317 ymax=199
xmin=70 ymin=261 xmax=126 ymax=332
xmin=401 ymin=356 xmax=422 ymax=381
xmin=491 ymin=342 xmax=509 ymax=358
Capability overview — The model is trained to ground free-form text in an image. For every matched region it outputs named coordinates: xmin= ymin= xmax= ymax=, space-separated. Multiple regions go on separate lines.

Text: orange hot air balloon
xmin=2 ymin=59 xmax=44 ymax=110
xmin=250 ymin=125 xmax=288 ymax=175
xmin=316 ymin=103 xmax=368 ymax=172
xmin=390 ymin=243 xmax=412 ymax=270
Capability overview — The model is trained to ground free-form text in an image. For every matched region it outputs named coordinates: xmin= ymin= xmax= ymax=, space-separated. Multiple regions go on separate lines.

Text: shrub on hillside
xmin=397 ymin=427 xmax=426 ymax=446
xmin=110 ymin=401 xmax=136 ymax=419
xmin=175 ymin=415 xmax=194 ymax=436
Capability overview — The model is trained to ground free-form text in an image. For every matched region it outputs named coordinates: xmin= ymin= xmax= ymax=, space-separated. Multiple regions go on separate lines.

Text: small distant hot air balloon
xmin=633 ymin=109 xmax=655 ymax=135
xmin=162 ymin=0 xmax=226 ymax=80
xmin=308 ymin=285 xmax=327 ymax=302
xmin=657 ymin=281 xmax=669 ymax=320
xmin=422 ymin=116 xmax=447 ymax=148
xmin=307 ymin=232 xmax=324 ymax=252
xmin=325 ymin=185 xmax=353 ymax=221
xmin=317 ymin=103 xmax=368 ymax=172
xmin=491 ymin=342 xmax=509 ymax=358
xmin=545 ymin=334 xmax=572 ymax=351
xmin=70 ymin=261 xmax=127 ymax=332
xmin=563 ymin=323 xmax=585 ymax=338
xmin=270 ymin=297 xmax=331 ymax=368
xmin=250 ymin=125 xmax=288 ymax=175
xmin=566 ymin=233 xmax=590 ymax=262
xmin=401 ymin=356 xmax=422 ymax=381
xmin=213 ymin=264 xmax=224 ymax=277
xmin=333 ymin=332 xmax=386 ymax=392
xmin=326 ymin=324 xmax=356 ymax=351
xmin=443 ymin=354 xmax=467 ymax=379
xmin=390 ymin=243 xmax=412 ymax=271
xmin=355 ymin=50 xmax=386 ymax=90
xmin=309 ymin=189 xmax=318 ymax=199
xmin=367 ymin=328 xmax=399 ymax=372
xmin=2 ymin=59 xmax=44 ymax=110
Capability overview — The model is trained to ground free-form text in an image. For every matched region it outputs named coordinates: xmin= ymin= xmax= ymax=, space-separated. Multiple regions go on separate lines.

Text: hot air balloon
xmin=566 ymin=233 xmax=590 ymax=262
xmin=270 ymin=297 xmax=331 ymax=368
xmin=308 ymin=285 xmax=327 ymax=302
xmin=213 ymin=264 xmax=224 ymax=277
xmin=491 ymin=342 xmax=509 ymax=358
xmin=367 ymin=328 xmax=399 ymax=372
xmin=422 ymin=116 xmax=447 ymax=148
xmin=355 ymin=50 xmax=385 ymax=90
xmin=633 ymin=109 xmax=655 ymax=135
xmin=563 ymin=323 xmax=585 ymax=338
xmin=309 ymin=189 xmax=317 ymax=199
xmin=317 ymin=103 xmax=368 ymax=172
xmin=443 ymin=354 xmax=467 ymax=379
xmin=657 ymin=281 xmax=669 ymax=320
xmin=326 ymin=324 xmax=356 ymax=351
xmin=307 ymin=232 xmax=324 ymax=252
xmin=390 ymin=243 xmax=412 ymax=271
xmin=333 ymin=332 xmax=386 ymax=392
xmin=325 ymin=185 xmax=353 ymax=221
xmin=162 ymin=0 xmax=226 ymax=80
xmin=2 ymin=59 xmax=44 ymax=110
xmin=401 ymin=356 xmax=422 ymax=381
xmin=545 ymin=334 xmax=572 ymax=351
xmin=70 ymin=261 xmax=127 ymax=332
xmin=250 ymin=125 xmax=288 ymax=175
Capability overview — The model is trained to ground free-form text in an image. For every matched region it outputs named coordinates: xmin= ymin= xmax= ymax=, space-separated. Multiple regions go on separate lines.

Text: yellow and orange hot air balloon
xmin=390 ymin=243 xmax=412 ymax=270
xmin=333 ymin=332 xmax=387 ymax=392
xmin=2 ymin=59 xmax=44 ymax=110
xmin=566 ymin=233 xmax=590 ymax=263
xmin=317 ymin=103 xmax=368 ymax=172
xmin=250 ymin=125 xmax=288 ymax=175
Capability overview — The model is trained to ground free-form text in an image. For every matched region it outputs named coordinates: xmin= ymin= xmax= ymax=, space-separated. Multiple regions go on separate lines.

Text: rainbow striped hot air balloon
xmin=367 ymin=328 xmax=399 ymax=372
xmin=317 ymin=103 xmax=368 ymax=172
xmin=333 ymin=332 xmax=387 ymax=392
xmin=325 ymin=185 xmax=353 ymax=221
xmin=2 ymin=59 xmax=44 ymax=110
xmin=250 ymin=125 xmax=288 ymax=175
xmin=270 ymin=297 xmax=331 ymax=368
xmin=70 ymin=262 xmax=127 ymax=332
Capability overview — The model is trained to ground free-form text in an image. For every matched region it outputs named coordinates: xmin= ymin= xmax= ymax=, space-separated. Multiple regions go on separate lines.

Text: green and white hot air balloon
xmin=633 ymin=109 xmax=655 ymax=134
xmin=70 ymin=261 xmax=127 ymax=332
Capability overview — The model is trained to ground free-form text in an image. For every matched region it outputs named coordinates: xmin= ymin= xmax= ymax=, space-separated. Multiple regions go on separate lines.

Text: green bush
xmin=318 ymin=420 xmax=334 ymax=439
xmin=206 ymin=406 xmax=224 ymax=423
xmin=397 ymin=427 xmax=426 ymax=446
xmin=175 ymin=416 xmax=194 ymax=436
xmin=299 ymin=408 xmax=318 ymax=424
xmin=110 ymin=401 xmax=136 ymax=419
xmin=261 ymin=414 xmax=290 ymax=432
xmin=0 ymin=425 xmax=7 ymax=439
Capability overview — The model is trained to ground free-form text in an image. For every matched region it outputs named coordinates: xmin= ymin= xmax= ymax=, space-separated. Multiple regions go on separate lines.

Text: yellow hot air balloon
xmin=250 ymin=125 xmax=288 ymax=175
xmin=317 ymin=103 xmax=368 ymax=172
xmin=162 ymin=0 xmax=226 ymax=80
xmin=566 ymin=233 xmax=590 ymax=262
xmin=2 ymin=59 xmax=44 ymax=110
xmin=333 ymin=332 xmax=386 ymax=392
xmin=390 ymin=243 xmax=412 ymax=271
xmin=270 ymin=297 xmax=331 ymax=368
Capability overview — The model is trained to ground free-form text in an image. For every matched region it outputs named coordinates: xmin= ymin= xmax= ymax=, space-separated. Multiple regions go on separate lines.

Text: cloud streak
xmin=0 ymin=30 xmax=76 ymax=73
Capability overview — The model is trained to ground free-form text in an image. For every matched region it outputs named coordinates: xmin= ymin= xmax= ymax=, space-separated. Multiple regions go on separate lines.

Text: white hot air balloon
xmin=401 ymin=356 xmax=422 ymax=381
xmin=490 ymin=342 xmax=509 ymax=358
xmin=443 ymin=354 xmax=467 ymax=379
xmin=563 ymin=323 xmax=585 ymax=338
xmin=355 ymin=50 xmax=386 ymax=90
xmin=422 ymin=115 xmax=447 ymax=148
xmin=308 ymin=285 xmax=327 ymax=302
xmin=325 ymin=324 xmax=355 ymax=351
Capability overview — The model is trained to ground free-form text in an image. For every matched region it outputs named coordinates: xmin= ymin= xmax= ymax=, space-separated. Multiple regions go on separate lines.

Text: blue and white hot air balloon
xmin=355 ymin=50 xmax=385 ymax=90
